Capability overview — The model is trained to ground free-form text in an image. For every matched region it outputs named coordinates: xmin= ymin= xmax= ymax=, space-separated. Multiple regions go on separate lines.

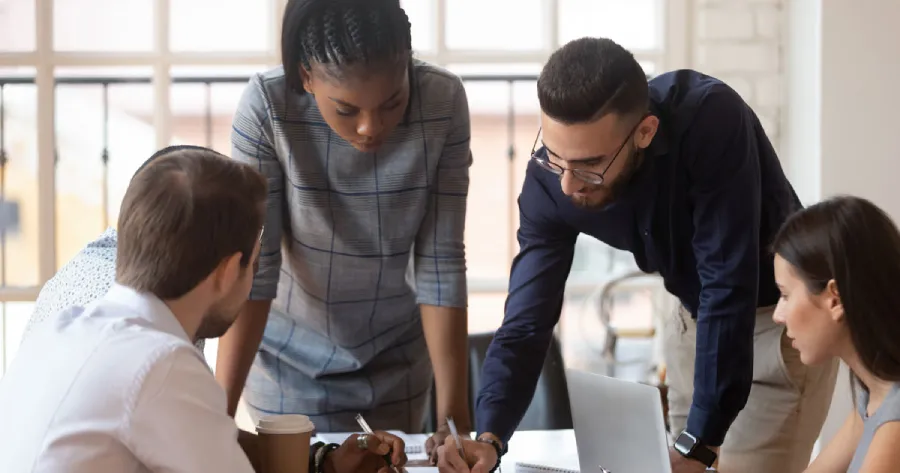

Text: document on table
xmin=313 ymin=430 xmax=431 ymax=457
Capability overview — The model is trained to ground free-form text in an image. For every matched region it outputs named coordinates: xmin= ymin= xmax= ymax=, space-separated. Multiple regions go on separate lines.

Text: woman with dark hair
xmin=772 ymin=195 xmax=900 ymax=472
xmin=221 ymin=0 xmax=472 ymax=457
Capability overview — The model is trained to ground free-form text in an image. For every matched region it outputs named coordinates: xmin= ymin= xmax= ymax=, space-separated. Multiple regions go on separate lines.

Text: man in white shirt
xmin=0 ymin=145 xmax=407 ymax=473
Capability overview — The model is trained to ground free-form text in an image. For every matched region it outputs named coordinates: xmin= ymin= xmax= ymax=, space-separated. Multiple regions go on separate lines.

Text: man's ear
xmin=826 ymin=279 xmax=844 ymax=322
xmin=211 ymin=252 xmax=243 ymax=293
xmin=635 ymin=114 xmax=659 ymax=149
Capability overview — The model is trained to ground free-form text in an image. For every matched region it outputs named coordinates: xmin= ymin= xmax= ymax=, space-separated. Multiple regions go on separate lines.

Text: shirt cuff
xmin=685 ymin=403 xmax=738 ymax=447
xmin=476 ymin=405 xmax=515 ymax=446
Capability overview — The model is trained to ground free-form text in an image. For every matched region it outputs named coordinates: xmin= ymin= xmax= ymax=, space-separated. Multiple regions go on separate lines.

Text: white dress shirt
xmin=0 ymin=284 xmax=254 ymax=473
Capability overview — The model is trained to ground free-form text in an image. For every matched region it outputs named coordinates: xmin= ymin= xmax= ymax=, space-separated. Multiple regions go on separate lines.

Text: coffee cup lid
xmin=256 ymin=414 xmax=315 ymax=434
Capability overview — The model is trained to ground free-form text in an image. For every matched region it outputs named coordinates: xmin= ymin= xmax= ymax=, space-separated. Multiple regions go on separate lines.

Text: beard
xmin=570 ymin=149 xmax=644 ymax=210
xmin=195 ymin=302 xmax=241 ymax=340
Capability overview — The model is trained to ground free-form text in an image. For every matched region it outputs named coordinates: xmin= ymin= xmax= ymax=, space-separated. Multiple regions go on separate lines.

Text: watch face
xmin=674 ymin=432 xmax=697 ymax=456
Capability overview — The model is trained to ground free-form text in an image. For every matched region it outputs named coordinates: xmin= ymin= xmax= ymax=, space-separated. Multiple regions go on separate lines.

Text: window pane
xmin=446 ymin=0 xmax=544 ymax=51
xmin=54 ymin=0 xmax=154 ymax=51
xmin=0 ymin=0 xmax=35 ymax=51
xmin=559 ymin=279 xmax=662 ymax=382
xmin=170 ymin=0 xmax=273 ymax=52
xmin=461 ymin=80 xmax=513 ymax=282
xmin=558 ymin=0 xmax=661 ymax=51
xmin=401 ymin=0 xmax=435 ymax=53
xmin=467 ymin=293 xmax=506 ymax=333
xmin=170 ymin=66 xmax=261 ymax=154
xmin=55 ymin=68 xmax=154 ymax=268
xmin=0 ymin=67 xmax=40 ymax=287
xmin=2 ymin=301 xmax=35 ymax=375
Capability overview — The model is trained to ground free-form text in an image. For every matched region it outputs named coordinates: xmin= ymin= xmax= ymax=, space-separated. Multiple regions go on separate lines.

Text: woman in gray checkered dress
xmin=224 ymin=0 xmax=473 ymax=457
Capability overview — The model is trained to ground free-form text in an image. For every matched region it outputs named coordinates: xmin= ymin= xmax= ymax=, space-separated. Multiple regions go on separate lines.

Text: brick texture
xmin=692 ymin=0 xmax=785 ymax=149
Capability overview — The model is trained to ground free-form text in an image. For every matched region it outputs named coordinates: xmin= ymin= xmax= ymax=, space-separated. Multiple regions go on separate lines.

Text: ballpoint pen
xmin=446 ymin=416 xmax=467 ymax=461
xmin=355 ymin=413 xmax=401 ymax=473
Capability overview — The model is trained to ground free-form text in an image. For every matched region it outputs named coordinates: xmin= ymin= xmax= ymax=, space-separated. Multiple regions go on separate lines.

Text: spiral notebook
xmin=314 ymin=431 xmax=427 ymax=455
xmin=515 ymin=461 xmax=580 ymax=473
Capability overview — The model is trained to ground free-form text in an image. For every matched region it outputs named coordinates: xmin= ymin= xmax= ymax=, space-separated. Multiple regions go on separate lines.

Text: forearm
xmin=421 ymin=304 xmax=471 ymax=430
xmin=476 ymin=324 xmax=554 ymax=444
xmin=216 ymin=299 xmax=272 ymax=416
xmin=687 ymin=298 xmax=755 ymax=446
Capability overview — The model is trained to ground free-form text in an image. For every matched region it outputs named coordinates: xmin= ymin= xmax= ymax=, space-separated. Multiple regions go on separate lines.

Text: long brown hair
xmin=772 ymin=195 xmax=900 ymax=388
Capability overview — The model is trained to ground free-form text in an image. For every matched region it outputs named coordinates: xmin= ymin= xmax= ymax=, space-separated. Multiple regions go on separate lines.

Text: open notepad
xmin=313 ymin=431 xmax=430 ymax=456
xmin=515 ymin=461 xmax=580 ymax=473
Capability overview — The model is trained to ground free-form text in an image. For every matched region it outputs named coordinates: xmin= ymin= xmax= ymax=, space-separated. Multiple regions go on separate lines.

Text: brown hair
xmin=116 ymin=146 xmax=267 ymax=299
xmin=772 ymin=195 xmax=900 ymax=387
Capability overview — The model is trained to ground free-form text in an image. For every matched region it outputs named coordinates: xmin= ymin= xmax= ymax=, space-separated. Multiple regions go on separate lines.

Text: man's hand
xmin=668 ymin=446 xmax=718 ymax=473
xmin=437 ymin=437 xmax=498 ymax=473
xmin=326 ymin=432 xmax=407 ymax=473
xmin=426 ymin=422 xmax=471 ymax=464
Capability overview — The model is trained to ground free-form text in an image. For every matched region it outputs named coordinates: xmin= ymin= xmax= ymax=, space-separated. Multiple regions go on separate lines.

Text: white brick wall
xmin=691 ymin=0 xmax=785 ymax=149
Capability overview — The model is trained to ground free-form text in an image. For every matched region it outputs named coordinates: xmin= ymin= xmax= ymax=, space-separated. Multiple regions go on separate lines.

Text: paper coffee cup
xmin=256 ymin=415 xmax=315 ymax=473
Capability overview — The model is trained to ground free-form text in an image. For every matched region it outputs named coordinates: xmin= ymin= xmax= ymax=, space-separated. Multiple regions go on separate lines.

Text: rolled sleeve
xmin=475 ymin=163 xmax=577 ymax=443
xmin=231 ymin=74 xmax=283 ymax=301
xmin=414 ymin=79 xmax=471 ymax=308
xmin=685 ymin=86 xmax=760 ymax=446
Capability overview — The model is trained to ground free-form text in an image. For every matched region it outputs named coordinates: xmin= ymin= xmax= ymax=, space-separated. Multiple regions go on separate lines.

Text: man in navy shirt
xmin=436 ymin=38 xmax=838 ymax=473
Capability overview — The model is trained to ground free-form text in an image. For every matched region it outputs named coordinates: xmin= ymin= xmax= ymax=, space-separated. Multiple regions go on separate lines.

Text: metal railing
xmin=0 ymin=73 xmax=539 ymax=291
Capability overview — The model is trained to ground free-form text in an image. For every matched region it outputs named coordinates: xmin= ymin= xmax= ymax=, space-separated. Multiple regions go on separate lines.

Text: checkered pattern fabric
xmin=231 ymin=61 xmax=470 ymax=432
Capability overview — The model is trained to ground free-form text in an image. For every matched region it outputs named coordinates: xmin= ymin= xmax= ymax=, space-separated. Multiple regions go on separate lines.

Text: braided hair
xmin=281 ymin=0 xmax=413 ymax=94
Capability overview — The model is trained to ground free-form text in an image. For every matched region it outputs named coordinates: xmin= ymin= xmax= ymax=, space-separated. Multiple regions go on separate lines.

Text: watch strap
xmin=689 ymin=443 xmax=717 ymax=467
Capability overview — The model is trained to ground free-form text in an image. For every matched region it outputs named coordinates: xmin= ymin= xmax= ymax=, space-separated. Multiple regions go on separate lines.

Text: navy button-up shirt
xmin=475 ymin=70 xmax=802 ymax=446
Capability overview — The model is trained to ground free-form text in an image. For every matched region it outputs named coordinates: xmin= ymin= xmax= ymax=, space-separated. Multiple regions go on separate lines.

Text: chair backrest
xmin=424 ymin=331 xmax=573 ymax=432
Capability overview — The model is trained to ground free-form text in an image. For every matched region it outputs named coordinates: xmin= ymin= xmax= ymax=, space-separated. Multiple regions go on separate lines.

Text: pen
xmin=446 ymin=416 xmax=467 ymax=461
xmin=355 ymin=413 xmax=400 ymax=473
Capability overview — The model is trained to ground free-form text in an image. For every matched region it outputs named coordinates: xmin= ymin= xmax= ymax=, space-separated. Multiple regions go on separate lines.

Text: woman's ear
xmin=299 ymin=67 xmax=313 ymax=95
xmin=826 ymin=279 xmax=844 ymax=322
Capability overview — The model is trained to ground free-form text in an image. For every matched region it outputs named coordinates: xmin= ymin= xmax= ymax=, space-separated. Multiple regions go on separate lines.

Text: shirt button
xmin=643 ymin=230 xmax=649 ymax=236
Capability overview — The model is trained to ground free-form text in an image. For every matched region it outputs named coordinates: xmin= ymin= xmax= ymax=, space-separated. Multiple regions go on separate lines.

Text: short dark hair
xmin=772 ymin=195 xmax=900 ymax=385
xmin=537 ymin=37 xmax=649 ymax=124
xmin=281 ymin=0 xmax=412 ymax=93
xmin=116 ymin=146 xmax=267 ymax=299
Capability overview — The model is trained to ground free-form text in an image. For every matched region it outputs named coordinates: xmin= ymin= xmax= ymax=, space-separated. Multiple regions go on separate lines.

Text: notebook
xmin=515 ymin=461 xmax=579 ymax=473
xmin=313 ymin=431 xmax=429 ymax=455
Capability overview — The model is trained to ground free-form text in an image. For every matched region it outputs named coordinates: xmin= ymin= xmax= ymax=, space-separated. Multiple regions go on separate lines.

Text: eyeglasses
xmin=529 ymin=117 xmax=644 ymax=185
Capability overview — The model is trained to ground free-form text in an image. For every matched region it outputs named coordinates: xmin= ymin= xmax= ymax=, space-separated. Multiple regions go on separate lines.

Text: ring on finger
xmin=357 ymin=434 xmax=369 ymax=451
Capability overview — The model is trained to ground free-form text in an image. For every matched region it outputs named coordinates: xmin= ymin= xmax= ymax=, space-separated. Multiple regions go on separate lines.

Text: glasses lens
xmin=572 ymin=170 xmax=604 ymax=185
xmin=533 ymin=156 xmax=562 ymax=175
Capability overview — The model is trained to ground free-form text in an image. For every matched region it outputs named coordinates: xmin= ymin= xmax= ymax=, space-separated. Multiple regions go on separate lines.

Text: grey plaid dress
xmin=231 ymin=61 xmax=470 ymax=433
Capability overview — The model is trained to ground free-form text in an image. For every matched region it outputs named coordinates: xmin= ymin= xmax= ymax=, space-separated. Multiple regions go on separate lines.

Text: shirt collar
xmin=102 ymin=283 xmax=192 ymax=343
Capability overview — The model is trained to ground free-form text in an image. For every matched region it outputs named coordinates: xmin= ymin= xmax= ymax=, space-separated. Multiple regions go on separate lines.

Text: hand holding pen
xmin=355 ymin=413 xmax=403 ymax=473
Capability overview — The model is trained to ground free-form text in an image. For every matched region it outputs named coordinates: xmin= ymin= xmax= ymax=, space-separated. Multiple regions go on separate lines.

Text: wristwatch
xmin=673 ymin=430 xmax=717 ymax=468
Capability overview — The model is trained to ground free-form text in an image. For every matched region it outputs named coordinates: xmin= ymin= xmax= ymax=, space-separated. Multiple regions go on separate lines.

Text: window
xmin=0 ymin=0 xmax=682 ymax=376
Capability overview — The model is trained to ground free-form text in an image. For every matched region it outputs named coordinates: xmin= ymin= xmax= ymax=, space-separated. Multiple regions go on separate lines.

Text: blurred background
xmin=0 ymin=0 xmax=897 ymax=451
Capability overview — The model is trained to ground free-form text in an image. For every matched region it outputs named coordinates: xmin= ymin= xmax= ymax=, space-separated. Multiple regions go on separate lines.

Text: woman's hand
xmin=325 ymin=432 xmax=407 ymax=473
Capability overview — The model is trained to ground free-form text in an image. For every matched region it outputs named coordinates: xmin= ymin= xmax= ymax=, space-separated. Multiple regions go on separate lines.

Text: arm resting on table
xmin=415 ymin=76 xmax=473 ymax=430
xmin=422 ymin=304 xmax=471 ymax=429
xmin=476 ymin=164 xmax=577 ymax=445
xmin=685 ymin=86 xmax=762 ymax=446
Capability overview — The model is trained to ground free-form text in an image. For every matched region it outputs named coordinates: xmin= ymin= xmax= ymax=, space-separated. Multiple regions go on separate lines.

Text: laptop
xmin=565 ymin=369 xmax=672 ymax=473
